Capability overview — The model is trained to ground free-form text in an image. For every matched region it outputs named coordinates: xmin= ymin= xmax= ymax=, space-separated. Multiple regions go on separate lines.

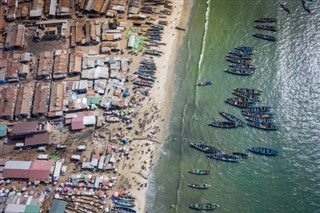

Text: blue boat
xmin=246 ymin=117 xmax=274 ymax=123
xmin=196 ymin=80 xmax=213 ymax=86
xmin=252 ymin=33 xmax=277 ymax=41
xmin=206 ymin=153 xmax=241 ymax=162
xmin=113 ymin=199 xmax=135 ymax=207
xmin=232 ymin=91 xmax=261 ymax=101
xmin=219 ymin=112 xmax=245 ymax=126
xmin=242 ymin=111 xmax=276 ymax=118
xmin=235 ymin=46 xmax=254 ymax=51
xmin=229 ymin=63 xmax=256 ymax=69
xmin=241 ymin=106 xmax=272 ymax=113
xmin=247 ymin=121 xmax=280 ymax=130
xmin=229 ymin=49 xmax=254 ymax=55
xmin=248 ymin=147 xmax=280 ymax=155
xmin=113 ymin=205 xmax=136 ymax=213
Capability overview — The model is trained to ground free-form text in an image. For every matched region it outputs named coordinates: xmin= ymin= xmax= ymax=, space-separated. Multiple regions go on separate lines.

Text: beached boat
xmin=229 ymin=63 xmax=256 ymax=69
xmin=247 ymin=121 xmax=280 ymax=130
xmin=113 ymin=199 xmax=135 ymax=207
xmin=248 ymin=147 xmax=280 ymax=155
xmin=235 ymin=46 xmax=254 ymax=51
xmin=225 ymin=99 xmax=253 ymax=108
xmin=252 ymin=33 xmax=277 ymax=41
xmin=113 ymin=206 xmax=136 ymax=213
xmin=208 ymin=121 xmax=238 ymax=128
xmin=246 ymin=117 xmax=274 ymax=123
xmin=190 ymin=143 xmax=222 ymax=154
xmin=254 ymin=25 xmax=277 ymax=31
xmin=232 ymin=91 xmax=261 ymax=101
xmin=280 ymin=4 xmax=290 ymax=13
xmin=241 ymin=111 xmax=276 ymax=118
xmin=219 ymin=112 xmax=245 ymax=126
xmin=229 ymin=49 xmax=254 ymax=55
xmin=196 ymin=81 xmax=213 ymax=86
xmin=241 ymin=106 xmax=272 ymax=113
xmin=133 ymin=81 xmax=153 ymax=87
xmin=138 ymin=74 xmax=156 ymax=82
xmin=207 ymin=153 xmax=241 ymax=162
xmin=226 ymin=57 xmax=252 ymax=64
xmin=189 ymin=203 xmax=219 ymax=211
xmin=227 ymin=152 xmax=249 ymax=159
xmin=188 ymin=183 xmax=210 ymax=189
xmin=254 ymin=17 xmax=277 ymax=22
xmin=144 ymin=50 xmax=162 ymax=56
xmin=120 ymin=193 xmax=136 ymax=200
xmin=233 ymin=88 xmax=262 ymax=95
xmin=227 ymin=54 xmax=253 ymax=60
xmin=225 ymin=68 xmax=255 ymax=76
xmin=188 ymin=169 xmax=211 ymax=175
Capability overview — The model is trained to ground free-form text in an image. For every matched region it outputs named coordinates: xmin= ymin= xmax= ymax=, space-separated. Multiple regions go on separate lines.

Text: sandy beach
xmin=113 ymin=1 xmax=194 ymax=212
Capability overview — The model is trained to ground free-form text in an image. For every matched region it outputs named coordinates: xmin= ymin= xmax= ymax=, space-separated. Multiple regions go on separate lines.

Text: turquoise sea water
xmin=147 ymin=0 xmax=320 ymax=212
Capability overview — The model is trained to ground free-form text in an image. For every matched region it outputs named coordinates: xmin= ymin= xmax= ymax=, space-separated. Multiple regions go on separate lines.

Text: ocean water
xmin=147 ymin=0 xmax=320 ymax=212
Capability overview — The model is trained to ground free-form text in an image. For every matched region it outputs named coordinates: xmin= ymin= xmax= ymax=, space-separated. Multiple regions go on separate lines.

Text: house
xmin=53 ymin=49 xmax=68 ymax=79
xmin=0 ymin=86 xmax=17 ymax=120
xmin=49 ymin=199 xmax=68 ymax=213
xmin=10 ymin=121 xmax=51 ymax=138
xmin=71 ymin=116 xmax=84 ymax=130
xmin=29 ymin=160 xmax=54 ymax=181
xmin=48 ymin=82 xmax=64 ymax=117
xmin=14 ymin=83 xmax=34 ymax=119
xmin=69 ymin=50 xmax=82 ymax=75
xmin=4 ymin=23 xmax=25 ymax=50
xmin=5 ymin=52 xmax=21 ymax=82
xmin=25 ymin=132 xmax=50 ymax=147
xmin=36 ymin=51 xmax=53 ymax=79
xmin=32 ymin=82 xmax=50 ymax=116
xmin=127 ymin=35 xmax=136 ymax=49
xmin=2 ymin=161 xmax=32 ymax=179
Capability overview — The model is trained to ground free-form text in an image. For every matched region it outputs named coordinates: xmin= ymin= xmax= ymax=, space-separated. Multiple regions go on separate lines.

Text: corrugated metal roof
xmin=24 ymin=205 xmax=40 ymax=213
xmin=5 ymin=204 xmax=26 ymax=213
xmin=49 ymin=200 xmax=67 ymax=213
xmin=4 ymin=161 xmax=32 ymax=170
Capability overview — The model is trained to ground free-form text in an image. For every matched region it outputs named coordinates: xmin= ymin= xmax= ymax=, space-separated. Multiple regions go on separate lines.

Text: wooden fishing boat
xmin=254 ymin=18 xmax=277 ymax=22
xmin=144 ymin=50 xmax=162 ymax=56
xmin=254 ymin=25 xmax=277 ymax=31
xmin=208 ymin=121 xmax=238 ymax=128
xmin=247 ymin=121 xmax=280 ymax=130
xmin=225 ymin=99 xmax=253 ymax=108
xmin=188 ymin=183 xmax=210 ymax=189
xmin=196 ymin=81 xmax=213 ymax=86
xmin=227 ymin=152 xmax=249 ymax=159
xmin=248 ymin=147 xmax=280 ymax=155
xmin=224 ymin=68 xmax=255 ymax=76
xmin=113 ymin=205 xmax=137 ymax=213
xmin=188 ymin=169 xmax=211 ymax=175
xmin=136 ymin=71 xmax=156 ymax=76
xmin=280 ymin=4 xmax=290 ymax=13
xmin=226 ymin=57 xmax=252 ymax=64
xmin=229 ymin=63 xmax=256 ymax=69
xmin=241 ymin=106 xmax=272 ymax=113
xmin=228 ymin=96 xmax=257 ymax=103
xmin=241 ymin=111 xmax=276 ymax=118
xmin=246 ymin=117 xmax=274 ymax=123
xmin=235 ymin=46 xmax=254 ymax=51
xmin=233 ymin=88 xmax=262 ymax=95
xmin=139 ymin=65 xmax=157 ymax=70
xmin=229 ymin=49 xmax=254 ymax=55
xmin=189 ymin=203 xmax=219 ymax=211
xmin=190 ymin=143 xmax=222 ymax=154
xmin=120 ymin=194 xmax=136 ymax=200
xmin=232 ymin=91 xmax=261 ymax=101
xmin=133 ymin=81 xmax=153 ymax=87
xmin=252 ymin=33 xmax=277 ymax=41
xmin=138 ymin=74 xmax=156 ymax=82
xmin=206 ymin=153 xmax=241 ymax=162
xmin=219 ymin=112 xmax=245 ymax=126
xmin=227 ymin=54 xmax=253 ymax=60
xmin=113 ymin=199 xmax=135 ymax=207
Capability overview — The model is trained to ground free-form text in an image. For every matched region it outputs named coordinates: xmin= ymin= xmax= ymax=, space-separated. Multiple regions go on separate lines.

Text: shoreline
xmin=114 ymin=1 xmax=195 ymax=212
